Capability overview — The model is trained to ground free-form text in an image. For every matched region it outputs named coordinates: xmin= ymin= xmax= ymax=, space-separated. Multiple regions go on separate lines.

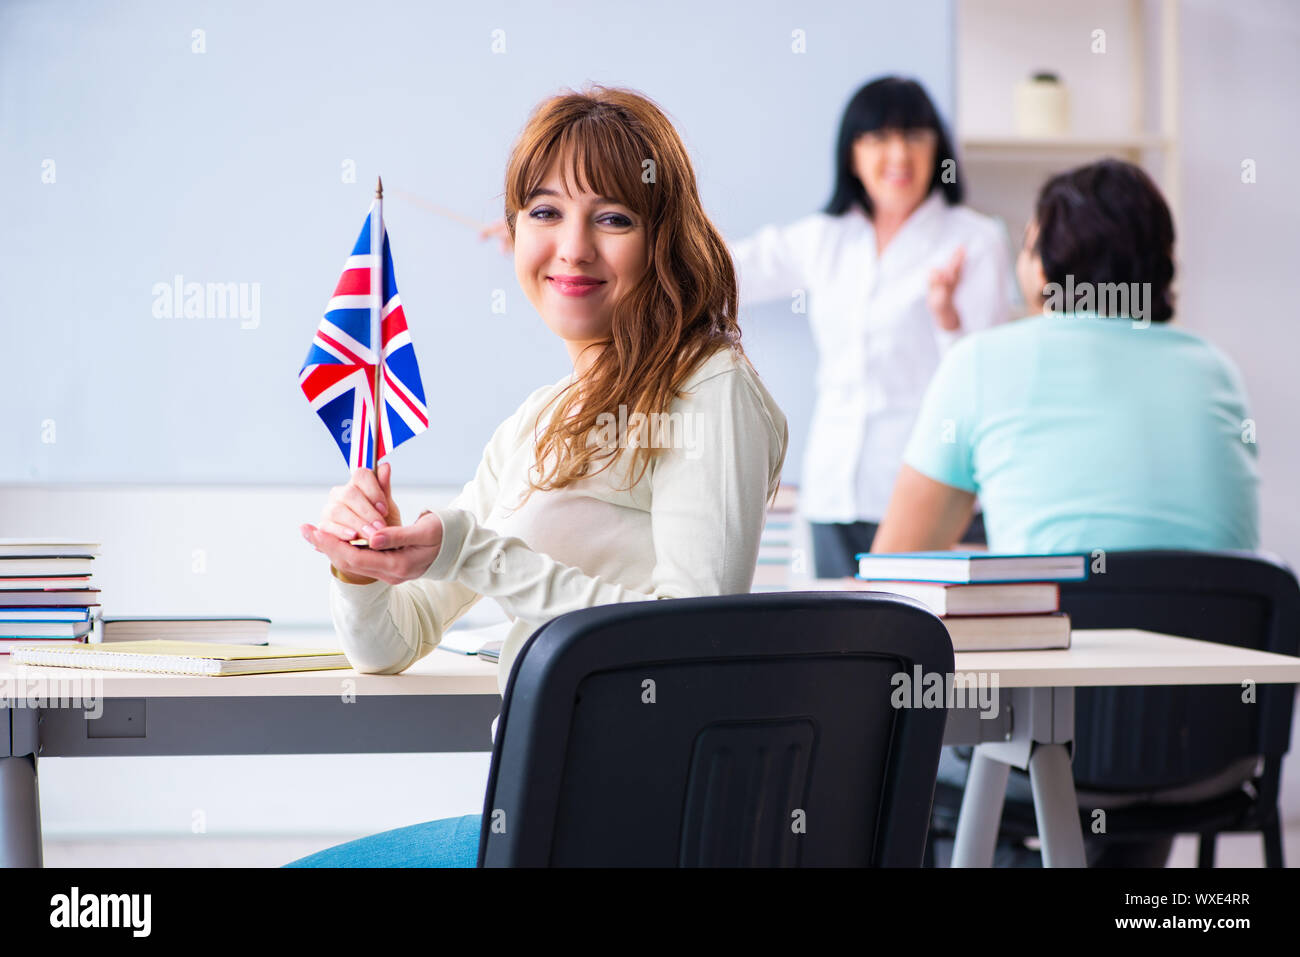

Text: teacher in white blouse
xmin=731 ymin=76 xmax=1013 ymax=577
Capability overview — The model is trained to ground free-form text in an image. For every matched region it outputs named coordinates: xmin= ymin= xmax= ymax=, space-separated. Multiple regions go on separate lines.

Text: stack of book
xmin=752 ymin=484 xmax=799 ymax=592
xmin=0 ymin=539 xmax=101 ymax=654
xmin=818 ymin=551 xmax=1088 ymax=652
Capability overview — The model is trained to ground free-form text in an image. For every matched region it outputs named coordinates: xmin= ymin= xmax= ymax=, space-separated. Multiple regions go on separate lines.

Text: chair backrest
xmin=478 ymin=592 xmax=953 ymax=867
xmin=1057 ymin=549 xmax=1300 ymax=791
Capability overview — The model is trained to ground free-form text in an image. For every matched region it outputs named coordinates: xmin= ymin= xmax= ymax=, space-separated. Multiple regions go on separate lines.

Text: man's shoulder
xmin=1154 ymin=325 xmax=1248 ymax=391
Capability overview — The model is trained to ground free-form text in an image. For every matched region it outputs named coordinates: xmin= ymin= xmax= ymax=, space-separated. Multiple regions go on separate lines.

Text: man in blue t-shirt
xmin=889 ymin=309 xmax=1258 ymax=555
xmin=873 ymin=160 xmax=1260 ymax=868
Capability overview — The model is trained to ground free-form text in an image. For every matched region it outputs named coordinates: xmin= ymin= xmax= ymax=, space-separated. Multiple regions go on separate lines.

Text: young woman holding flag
xmin=291 ymin=85 xmax=789 ymax=867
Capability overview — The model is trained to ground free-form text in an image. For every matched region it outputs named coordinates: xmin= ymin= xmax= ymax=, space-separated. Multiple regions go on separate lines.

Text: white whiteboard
xmin=0 ymin=0 xmax=953 ymax=485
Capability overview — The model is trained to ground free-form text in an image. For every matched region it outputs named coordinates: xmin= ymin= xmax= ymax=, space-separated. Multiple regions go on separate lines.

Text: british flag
xmin=299 ymin=201 xmax=428 ymax=469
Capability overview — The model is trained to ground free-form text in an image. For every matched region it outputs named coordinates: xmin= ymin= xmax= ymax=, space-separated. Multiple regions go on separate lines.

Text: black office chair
xmin=929 ymin=550 xmax=1300 ymax=867
xmin=476 ymin=592 xmax=953 ymax=866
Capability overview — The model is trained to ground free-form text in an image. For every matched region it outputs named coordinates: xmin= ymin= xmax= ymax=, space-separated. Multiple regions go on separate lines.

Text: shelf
xmin=955 ymin=0 xmax=1181 ymax=218
xmin=960 ymin=134 xmax=1173 ymax=159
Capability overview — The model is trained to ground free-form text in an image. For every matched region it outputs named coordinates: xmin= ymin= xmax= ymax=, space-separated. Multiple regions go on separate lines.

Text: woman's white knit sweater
xmin=327 ymin=346 xmax=789 ymax=695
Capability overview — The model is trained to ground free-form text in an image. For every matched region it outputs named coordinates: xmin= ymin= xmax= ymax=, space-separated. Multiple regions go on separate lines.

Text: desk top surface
xmin=0 ymin=628 xmax=1297 ymax=697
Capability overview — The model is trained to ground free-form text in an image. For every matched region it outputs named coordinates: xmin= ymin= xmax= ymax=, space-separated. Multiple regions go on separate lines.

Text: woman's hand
xmin=301 ymin=462 xmax=408 ymax=584
xmin=927 ymin=245 xmax=965 ymax=331
xmin=312 ymin=462 xmax=401 ymax=543
xmin=303 ymin=508 xmax=445 ymax=586
xmin=478 ymin=217 xmax=514 ymax=255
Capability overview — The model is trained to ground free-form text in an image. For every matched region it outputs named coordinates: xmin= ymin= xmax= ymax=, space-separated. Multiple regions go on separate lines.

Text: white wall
xmin=1176 ymin=0 xmax=1300 ymax=570
xmin=0 ymin=484 xmax=492 ymax=627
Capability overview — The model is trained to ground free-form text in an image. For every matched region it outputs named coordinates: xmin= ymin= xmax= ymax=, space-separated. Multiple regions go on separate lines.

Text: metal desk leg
xmin=1 ymin=709 xmax=42 ymax=868
xmin=949 ymin=686 xmax=1084 ymax=868
xmin=951 ymin=749 xmax=1010 ymax=868
xmin=1028 ymin=742 xmax=1086 ymax=868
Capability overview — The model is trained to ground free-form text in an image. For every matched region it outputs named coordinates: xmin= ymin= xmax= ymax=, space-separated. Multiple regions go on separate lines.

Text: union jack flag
xmin=299 ymin=201 xmax=428 ymax=469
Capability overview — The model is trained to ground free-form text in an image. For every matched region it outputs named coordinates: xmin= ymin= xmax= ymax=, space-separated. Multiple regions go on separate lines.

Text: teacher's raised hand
xmin=926 ymin=245 xmax=965 ymax=332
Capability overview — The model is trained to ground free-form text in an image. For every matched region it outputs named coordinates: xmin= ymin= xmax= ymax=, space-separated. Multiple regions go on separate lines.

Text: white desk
xmin=0 ymin=648 xmax=501 ymax=867
xmin=951 ymin=628 xmax=1300 ymax=687
xmin=941 ymin=630 xmax=1300 ymax=867
xmin=0 ymin=645 xmax=500 ymax=698
xmin=2 ymin=630 xmax=1298 ymax=867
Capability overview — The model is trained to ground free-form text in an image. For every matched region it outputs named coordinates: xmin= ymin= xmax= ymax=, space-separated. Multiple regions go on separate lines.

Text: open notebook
xmin=8 ymin=640 xmax=350 ymax=676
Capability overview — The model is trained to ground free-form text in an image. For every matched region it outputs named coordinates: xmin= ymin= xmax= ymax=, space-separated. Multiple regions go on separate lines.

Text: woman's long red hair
xmin=504 ymin=85 xmax=753 ymax=497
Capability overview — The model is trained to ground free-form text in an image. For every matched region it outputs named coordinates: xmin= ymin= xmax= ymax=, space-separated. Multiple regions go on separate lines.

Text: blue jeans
xmin=283 ymin=814 xmax=482 ymax=868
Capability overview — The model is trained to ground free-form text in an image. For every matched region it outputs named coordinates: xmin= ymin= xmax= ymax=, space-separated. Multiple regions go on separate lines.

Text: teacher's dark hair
xmin=824 ymin=76 xmax=963 ymax=217
xmin=1033 ymin=159 xmax=1176 ymax=323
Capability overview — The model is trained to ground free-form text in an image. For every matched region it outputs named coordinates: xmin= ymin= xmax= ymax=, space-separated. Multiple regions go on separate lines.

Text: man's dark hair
xmin=1034 ymin=159 xmax=1176 ymax=322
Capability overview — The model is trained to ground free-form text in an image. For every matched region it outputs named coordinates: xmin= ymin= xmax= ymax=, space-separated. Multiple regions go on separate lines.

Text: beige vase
xmin=1014 ymin=72 xmax=1070 ymax=137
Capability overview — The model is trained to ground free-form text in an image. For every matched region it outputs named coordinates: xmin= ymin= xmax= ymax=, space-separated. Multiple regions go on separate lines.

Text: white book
xmin=0 ymin=558 xmax=95 ymax=576
xmin=942 ymin=613 xmax=1071 ymax=652
xmin=0 ymin=540 xmax=101 ymax=558
xmin=100 ymin=616 xmax=270 ymax=644
xmin=857 ymin=551 xmax=1086 ymax=583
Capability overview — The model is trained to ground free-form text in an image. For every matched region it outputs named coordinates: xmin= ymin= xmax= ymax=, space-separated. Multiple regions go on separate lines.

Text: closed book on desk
xmin=806 ymin=580 xmax=1060 ymax=615
xmin=856 ymin=551 xmax=1087 ymax=583
xmin=942 ymin=613 xmax=1071 ymax=651
xmin=9 ymin=640 xmax=349 ymax=676
xmin=100 ymin=615 xmax=270 ymax=645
